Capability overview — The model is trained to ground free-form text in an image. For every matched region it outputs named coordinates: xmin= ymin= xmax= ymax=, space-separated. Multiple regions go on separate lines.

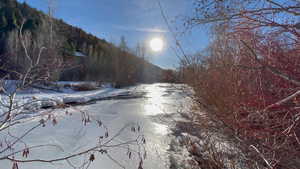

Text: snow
xmin=0 ymin=84 xmax=130 ymax=116
xmin=0 ymin=83 xmax=191 ymax=169
xmin=74 ymin=51 xmax=87 ymax=57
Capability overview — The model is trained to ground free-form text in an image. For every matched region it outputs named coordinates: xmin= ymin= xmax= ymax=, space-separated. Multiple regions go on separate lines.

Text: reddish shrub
xmin=182 ymin=29 xmax=300 ymax=168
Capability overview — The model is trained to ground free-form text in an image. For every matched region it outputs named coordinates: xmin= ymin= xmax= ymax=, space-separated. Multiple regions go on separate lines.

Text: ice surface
xmin=0 ymin=83 xmax=190 ymax=169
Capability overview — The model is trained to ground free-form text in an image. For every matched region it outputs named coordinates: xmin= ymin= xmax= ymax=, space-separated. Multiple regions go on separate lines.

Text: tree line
xmin=0 ymin=0 xmax=163 ymax=87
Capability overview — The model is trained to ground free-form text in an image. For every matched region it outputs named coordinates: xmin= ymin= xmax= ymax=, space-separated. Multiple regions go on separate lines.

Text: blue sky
xmin=17 ymin=0 xmax=210 ymax=69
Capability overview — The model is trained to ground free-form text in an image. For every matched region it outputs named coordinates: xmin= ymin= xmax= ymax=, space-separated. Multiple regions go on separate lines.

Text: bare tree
xmin=175 ymin=0 xmax=300 ymax=168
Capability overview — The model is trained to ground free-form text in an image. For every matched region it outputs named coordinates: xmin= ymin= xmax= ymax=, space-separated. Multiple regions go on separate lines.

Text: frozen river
xmin=1 ymin=83 xmax=191 ymax=169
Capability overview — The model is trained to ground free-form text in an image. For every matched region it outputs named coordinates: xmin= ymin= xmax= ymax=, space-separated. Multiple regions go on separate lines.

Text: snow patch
xmin=74 ymin=51 xmax=86 ymax=57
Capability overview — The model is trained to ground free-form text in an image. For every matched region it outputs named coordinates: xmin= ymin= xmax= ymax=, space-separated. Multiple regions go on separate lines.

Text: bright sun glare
xmin=149 ymin=38 xmax=164 ymax=52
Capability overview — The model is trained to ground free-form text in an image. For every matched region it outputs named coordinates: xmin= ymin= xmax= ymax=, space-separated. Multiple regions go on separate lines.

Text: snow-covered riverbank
xmin=0 ymin=82 xmax=146 ymax=121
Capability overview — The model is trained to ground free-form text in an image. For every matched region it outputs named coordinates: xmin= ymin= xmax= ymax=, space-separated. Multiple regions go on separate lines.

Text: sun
xmin=149 ymin=38 xmax=164 ymax=52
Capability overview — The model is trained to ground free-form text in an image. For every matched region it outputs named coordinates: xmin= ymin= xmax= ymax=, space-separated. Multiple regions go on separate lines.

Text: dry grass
xmin=72 ymin=83 xmax=98 ymax=91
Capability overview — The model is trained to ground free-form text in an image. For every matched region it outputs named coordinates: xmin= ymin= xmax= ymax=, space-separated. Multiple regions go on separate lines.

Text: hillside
xmin=0 ymin=0 xmax=162 ymax=86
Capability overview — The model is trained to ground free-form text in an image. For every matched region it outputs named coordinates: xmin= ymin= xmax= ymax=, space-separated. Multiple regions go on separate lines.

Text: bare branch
xmin=240 ymin=40 xmax=300 ymax=86
xmin=264 ymin=90 xmax=300 ymax=111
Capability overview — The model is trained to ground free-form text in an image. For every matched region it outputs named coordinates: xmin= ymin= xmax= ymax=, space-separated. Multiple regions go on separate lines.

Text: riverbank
xmin=168 ymin=108 xmax=248 ymax=169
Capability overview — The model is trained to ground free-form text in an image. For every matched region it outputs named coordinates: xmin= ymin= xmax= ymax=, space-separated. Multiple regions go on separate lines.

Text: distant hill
xmin=0 ymin=0 xmax=163 ymax=86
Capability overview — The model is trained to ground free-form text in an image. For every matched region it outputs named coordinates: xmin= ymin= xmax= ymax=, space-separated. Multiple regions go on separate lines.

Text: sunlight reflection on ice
xmin=143 ymin=84 xmax=167 ymax=115
xmin=153 ymin=122 xmax=169 ymax=135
